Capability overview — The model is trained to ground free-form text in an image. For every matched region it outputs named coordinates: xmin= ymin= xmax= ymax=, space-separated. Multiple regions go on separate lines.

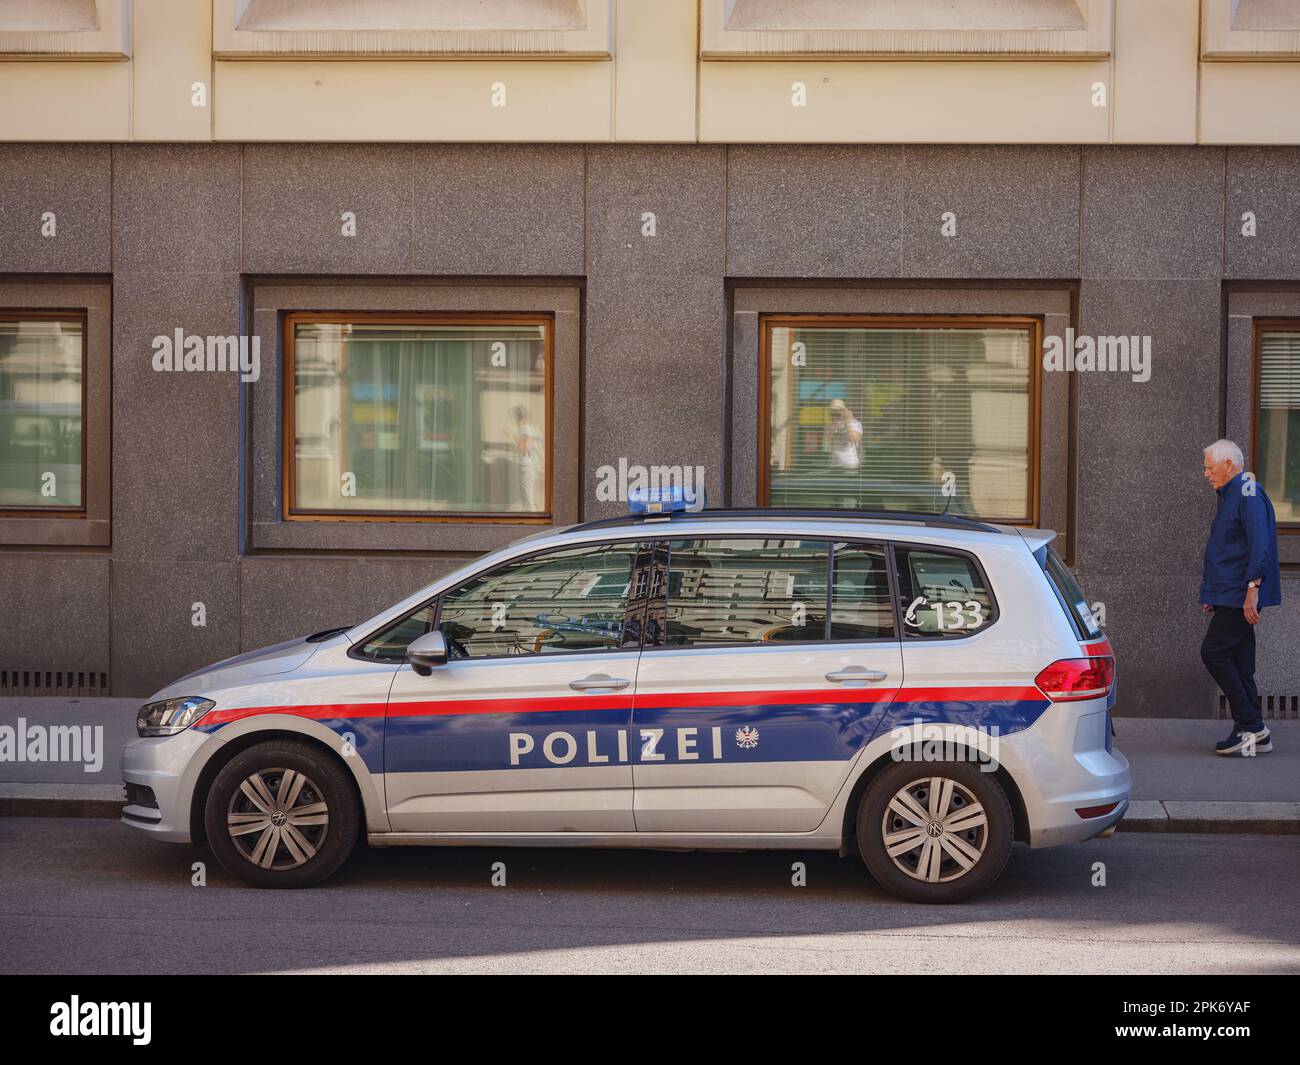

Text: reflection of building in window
xmin=289 ymin=317 xmax=549 ymax=519
xmin=439 ymin=544 xmax=636 ymax=656
xmin=765 ymin=319 xmax=1035 ymax=523
xmin=665 ymin=539 xmax=830 ymax=645
xmin=1257 ymin=327 xmax=1300 ymax=525
xmin=0 ymin=318 xmax=83 ymax=509
xmin=625 ymin=544 xmax=669 ymax=647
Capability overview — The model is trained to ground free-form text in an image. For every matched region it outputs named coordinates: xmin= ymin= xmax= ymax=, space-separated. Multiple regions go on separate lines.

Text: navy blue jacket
xmin=1200 ymin=473 xmax=1282 ymax=609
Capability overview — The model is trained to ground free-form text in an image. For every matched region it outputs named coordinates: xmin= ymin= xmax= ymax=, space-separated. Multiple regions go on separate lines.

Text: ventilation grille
xmin=1216 ymin=694 xmax=1300 ymax=720
xmin=0 ymin=670 xmax=110 ymax=697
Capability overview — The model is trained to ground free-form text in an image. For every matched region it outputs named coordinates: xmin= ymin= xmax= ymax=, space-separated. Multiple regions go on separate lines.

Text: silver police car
xmin=123 ymin=499 xmax=1129 ymax=903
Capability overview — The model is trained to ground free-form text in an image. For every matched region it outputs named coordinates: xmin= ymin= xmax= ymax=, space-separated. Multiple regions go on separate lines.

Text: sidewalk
xmin=1114 ymin=717 xmax=1299 ymax=833
xmin=1 ymin=698 xmax=1296 ymax=831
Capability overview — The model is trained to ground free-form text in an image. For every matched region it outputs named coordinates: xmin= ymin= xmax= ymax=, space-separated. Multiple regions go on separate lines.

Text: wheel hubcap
xmin=227 ymin=768 xmax=329 ymax=871
xmin=881 ymin=776 xmax=988 ymax=883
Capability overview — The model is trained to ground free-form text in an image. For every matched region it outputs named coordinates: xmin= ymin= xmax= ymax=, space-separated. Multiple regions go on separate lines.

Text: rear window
xmin=1043 ymin=548 xmax=1101 ymax=639
xmin=894 ymin=545 xmax=996 ymax=639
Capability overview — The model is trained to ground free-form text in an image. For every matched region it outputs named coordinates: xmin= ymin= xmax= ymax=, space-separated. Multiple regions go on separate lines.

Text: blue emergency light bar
xmin=627 ymin=484 xmax=705 ymax=516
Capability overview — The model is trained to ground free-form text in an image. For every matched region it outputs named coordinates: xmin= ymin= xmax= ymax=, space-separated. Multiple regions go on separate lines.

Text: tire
xmin=204 ymin=740 xmax=360 ymax=888
xmin=857 ymin=760 xmax=1013 ymax=904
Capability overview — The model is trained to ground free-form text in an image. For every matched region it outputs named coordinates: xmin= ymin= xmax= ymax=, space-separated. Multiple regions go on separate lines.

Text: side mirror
xmin=406 ymin=630 xmax=449 ymax=676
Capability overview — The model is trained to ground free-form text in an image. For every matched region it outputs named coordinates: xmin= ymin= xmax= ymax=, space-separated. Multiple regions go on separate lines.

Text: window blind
xmin=767 ymin=323 xmax=1033 ymax=521
xmin=1258 ymin=329 xmax=1300 ymax=522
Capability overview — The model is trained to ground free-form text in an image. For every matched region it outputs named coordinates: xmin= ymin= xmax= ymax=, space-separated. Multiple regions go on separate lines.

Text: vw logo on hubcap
xmin=270 ymin=810 xmax=287 ymax=827
xmin=926 ymin=820 xmax=944 ymax=838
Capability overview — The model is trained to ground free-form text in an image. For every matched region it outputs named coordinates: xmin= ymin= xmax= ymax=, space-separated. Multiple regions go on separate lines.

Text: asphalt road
xmin=2 ymin=818 xmax=1298 ymax=974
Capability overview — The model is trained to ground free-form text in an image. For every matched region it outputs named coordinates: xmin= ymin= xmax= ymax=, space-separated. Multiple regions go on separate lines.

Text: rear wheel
xmin=857 ymin=760 xmax=1013 ymax=903
xmin=204 ymin=740 xmax=359 ymax=888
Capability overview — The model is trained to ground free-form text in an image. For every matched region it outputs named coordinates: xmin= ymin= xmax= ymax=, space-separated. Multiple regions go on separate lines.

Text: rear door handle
xmin=825 ymin=667 xmax=889 ymax=684
xmin=569 ymin=673 xmax=632 ymax=692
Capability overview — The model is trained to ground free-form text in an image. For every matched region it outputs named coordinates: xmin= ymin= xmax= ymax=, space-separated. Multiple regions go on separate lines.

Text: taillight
xmin=1035 ymin=657 xmax=1115 ymax=702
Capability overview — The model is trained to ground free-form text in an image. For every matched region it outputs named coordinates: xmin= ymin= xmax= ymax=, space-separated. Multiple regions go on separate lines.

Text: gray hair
xmin=1203 ymin=439 xmax=1244 ymax=470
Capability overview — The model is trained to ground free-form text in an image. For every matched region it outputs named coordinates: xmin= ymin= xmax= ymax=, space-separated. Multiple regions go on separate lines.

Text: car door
xmin=380 ymin=538 xmax=647 ymax=834
xmin=883 ymin=542 xmax=1041 ymax=739
xmin=631 ymin=537 xmax=903 ymax=834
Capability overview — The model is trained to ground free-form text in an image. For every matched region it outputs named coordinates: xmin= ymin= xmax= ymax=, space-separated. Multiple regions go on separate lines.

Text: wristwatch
xmin=1248 ymin=579 xmax=1262 ymax=590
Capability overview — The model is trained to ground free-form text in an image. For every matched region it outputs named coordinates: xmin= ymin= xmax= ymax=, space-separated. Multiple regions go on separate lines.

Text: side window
xmin=894 ymin=545 xmax=994 ymax=639
xmin=437 ymin=541 xmax=640 ymax=658
xmin=359 ymin=604 xmax=437 ymax=661
xmin=830 ymin=542 xmax=895 ymax=640
xmin=663 ymin=539 xmax=829 ymax=647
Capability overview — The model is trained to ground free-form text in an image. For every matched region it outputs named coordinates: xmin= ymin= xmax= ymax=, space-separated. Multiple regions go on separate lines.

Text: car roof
xmin=514 ymin=508 xmax=1020 ymax=547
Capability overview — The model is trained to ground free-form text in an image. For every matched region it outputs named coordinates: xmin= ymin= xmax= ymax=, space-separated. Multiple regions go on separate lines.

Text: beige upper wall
xmin=0 ymin=0 xmax=1297 ymax=143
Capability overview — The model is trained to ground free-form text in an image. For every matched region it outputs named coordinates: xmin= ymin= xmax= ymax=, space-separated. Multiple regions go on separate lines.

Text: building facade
xmin=1 ymin=1 xmax=1298 ymax=716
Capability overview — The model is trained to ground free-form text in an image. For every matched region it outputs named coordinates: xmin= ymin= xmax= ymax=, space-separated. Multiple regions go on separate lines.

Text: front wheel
xmin=857 ymin=761 xmax=1013 ymax=903
xmin=204 ymin=740 xmax=360 ymax=888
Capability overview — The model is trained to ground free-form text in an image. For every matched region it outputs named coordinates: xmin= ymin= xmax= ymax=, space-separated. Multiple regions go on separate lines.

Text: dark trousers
xmin=1200 ymin=607 xmax=1262 ymax=729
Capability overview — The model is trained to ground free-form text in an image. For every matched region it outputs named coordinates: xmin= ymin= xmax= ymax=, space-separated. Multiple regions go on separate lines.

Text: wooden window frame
xmin=1251 ymin=318 xmax=1300 ymax=533
xmin=0 ymin=281 xmax=109 ymax=549
xmin=281 ymin=310 xmax=555 ymax=524
xmin=0 ymin=310 xmax=88 ymax=518
xmin=757 ymin=313 xmax=1043 ymax=526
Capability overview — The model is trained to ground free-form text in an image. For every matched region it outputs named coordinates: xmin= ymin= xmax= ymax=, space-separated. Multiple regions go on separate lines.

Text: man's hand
xmin=1244 ymin=585 xmax=1260 ymax=625
xmin=1202 ymin=603 xmax=1213 ymax=614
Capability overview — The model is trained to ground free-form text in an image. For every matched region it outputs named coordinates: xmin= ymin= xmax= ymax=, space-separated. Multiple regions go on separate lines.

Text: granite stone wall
xmin=1 ymin=143 xmax=1295 ymax=713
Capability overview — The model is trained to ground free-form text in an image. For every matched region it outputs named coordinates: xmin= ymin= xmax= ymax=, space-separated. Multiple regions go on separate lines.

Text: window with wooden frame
xmin=0 ymin=312 xmax=86 ymax=515
xmin=761 ymin=315 xmax=1041 ymax=524
xmin=283 ymin=313 xmax=552 ymax=522
xmin=1254 ymin=321 xmax=1300 ymax=528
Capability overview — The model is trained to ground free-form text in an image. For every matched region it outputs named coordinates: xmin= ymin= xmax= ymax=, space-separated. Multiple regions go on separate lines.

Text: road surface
xmin=1 ymin=817 xmax=1296 ymax=974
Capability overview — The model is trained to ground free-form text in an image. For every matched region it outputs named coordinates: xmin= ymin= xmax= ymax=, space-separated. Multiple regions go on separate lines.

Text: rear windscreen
xmin=1042 ymin=547 xmax=1102 ymax=640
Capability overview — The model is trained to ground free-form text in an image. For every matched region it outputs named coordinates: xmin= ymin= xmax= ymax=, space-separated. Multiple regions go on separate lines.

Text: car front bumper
xmin=120 ymin=729 xmax=215 ymax=843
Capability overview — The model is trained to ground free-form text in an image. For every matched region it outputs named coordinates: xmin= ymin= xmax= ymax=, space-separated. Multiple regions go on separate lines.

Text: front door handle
xmin=825 ymin=667 xmax=889 ymax=684
xmin=569 ymin=673 xmax=632 ymax=692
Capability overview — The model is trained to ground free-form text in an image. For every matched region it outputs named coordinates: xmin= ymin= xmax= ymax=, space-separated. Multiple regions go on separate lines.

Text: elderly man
xmin=1200 ymin=439 xmax=1281 ymax=755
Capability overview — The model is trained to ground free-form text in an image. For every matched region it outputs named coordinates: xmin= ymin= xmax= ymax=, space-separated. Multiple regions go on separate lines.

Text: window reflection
xmin=291 ymin=318 xmax=548 ymax=517
xmin=0 ymin=317 xmax=83 ymax=509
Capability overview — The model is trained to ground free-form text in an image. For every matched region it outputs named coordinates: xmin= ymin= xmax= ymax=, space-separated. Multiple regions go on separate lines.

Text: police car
xmin=122 ymin=493 xmax=1129 ymax=903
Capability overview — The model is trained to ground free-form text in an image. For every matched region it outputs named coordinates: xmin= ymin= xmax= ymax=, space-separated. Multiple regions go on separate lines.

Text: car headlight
xmin=136 ymin=696 xmax=214 ymax=737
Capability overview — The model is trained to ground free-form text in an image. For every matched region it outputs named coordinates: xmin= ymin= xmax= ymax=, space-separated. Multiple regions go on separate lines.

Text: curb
xmin=1118 ymin=800 xmax=1300 ymax=835
xmin=0 ymin=784 xmax=124 ymax=820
